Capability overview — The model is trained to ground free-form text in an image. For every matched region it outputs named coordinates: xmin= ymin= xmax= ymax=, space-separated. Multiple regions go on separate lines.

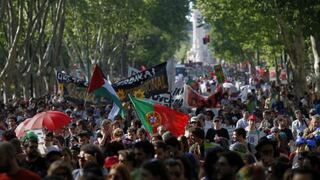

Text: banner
xmin=279 ymin=69 xmax=288 ymax=84
xmin=214 ymin=64 xmax=225 ymax=83
xmin=56 ymin=71 xmax=88 ymax=87
xmin=127 ymin=66 xmax=140 ymax=76
xmin=269 ymin=67 xmax=276 ymax=81
xmin=183 ymin=85 xmax=207 ymax=108
xmin=113 ymin=62 xmax=170 ymax=101
xmin=149 ymin=78 xmax=184 ymax=107
xmin=56 ymin=71 xmax=95 ymax=104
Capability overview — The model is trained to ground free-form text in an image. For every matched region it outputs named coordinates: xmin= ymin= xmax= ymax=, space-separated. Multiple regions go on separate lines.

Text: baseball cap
xmin=104 ymin=156 xmax=119 ymax=168
xmin=248 ymin=115 xmax=257 ymax=121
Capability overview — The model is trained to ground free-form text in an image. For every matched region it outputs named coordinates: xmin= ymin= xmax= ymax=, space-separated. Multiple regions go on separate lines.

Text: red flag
xmin=130 ymin=96 xmax=189 ymax=137
xmin=87 ymin=65 xmax=105 ymax=93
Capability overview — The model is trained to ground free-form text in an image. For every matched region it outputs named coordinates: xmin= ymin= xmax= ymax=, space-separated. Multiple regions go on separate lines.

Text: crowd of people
xmin=1 ymin=75 xmax=320 ymax=180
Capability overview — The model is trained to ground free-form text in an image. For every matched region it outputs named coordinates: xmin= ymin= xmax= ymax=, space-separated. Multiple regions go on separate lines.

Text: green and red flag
xmin=88 ymin=64 xmax=123 ymax=119
xmin=129 ymin=95 xmax=189 ymax=137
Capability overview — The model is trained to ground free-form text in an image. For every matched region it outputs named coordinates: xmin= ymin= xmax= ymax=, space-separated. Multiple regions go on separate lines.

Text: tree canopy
xmin=0 ymin=0 xmax=191 ymax=99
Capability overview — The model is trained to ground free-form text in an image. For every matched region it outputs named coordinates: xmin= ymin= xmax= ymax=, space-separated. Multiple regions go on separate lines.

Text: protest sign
xmin=113 ymin=62 xmax=170 ymax=101
xmin=56 ymin=71 xmax=88 ymax=87
xmin=279 ymin=69 xmax=288 ymax=84
xmin=269 ymin=67 xmax=276 ymax=81
xmin=149 ymin=83 xmax=184 ymax=107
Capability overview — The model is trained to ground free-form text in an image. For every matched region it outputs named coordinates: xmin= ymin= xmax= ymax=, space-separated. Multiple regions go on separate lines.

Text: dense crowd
xmin=1 ymin=78 xmax=320 ymax=180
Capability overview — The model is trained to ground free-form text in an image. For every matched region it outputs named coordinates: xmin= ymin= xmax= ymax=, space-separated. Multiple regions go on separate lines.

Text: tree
xmin=197 ymin=0 xmax=320 ymax=97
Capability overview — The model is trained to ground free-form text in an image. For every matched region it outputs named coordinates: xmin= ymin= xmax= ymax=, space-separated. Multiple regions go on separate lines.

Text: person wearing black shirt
xmin=206 ymin=117 xmax=230 ymax=142
xmin=20 ymin=133 xmax=47 ymax=177
xmin=277 ymin=116 xmax=294 ymax=142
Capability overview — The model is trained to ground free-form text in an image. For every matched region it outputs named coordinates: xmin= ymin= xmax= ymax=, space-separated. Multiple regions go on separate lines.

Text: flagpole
xmin=83 ymin=90 xmax=89 ymax=107
xmin=168 ymin=92 xmax=172 ymax=108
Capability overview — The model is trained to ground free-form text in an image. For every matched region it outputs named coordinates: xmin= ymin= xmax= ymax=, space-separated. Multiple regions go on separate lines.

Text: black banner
xmin=113 ymin=62 xmax=169 ymax=101
xmin=56 ymin=71 xmax=88 ymax=87
xmin=56 ymin=71 xmax=95 ymax=104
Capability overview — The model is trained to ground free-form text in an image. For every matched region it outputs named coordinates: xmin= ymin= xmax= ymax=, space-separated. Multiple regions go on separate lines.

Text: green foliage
xmin=197 ymin=0 xmax=284 ymax=65
xmin=64 ymin=0 xmax=191 ymax=76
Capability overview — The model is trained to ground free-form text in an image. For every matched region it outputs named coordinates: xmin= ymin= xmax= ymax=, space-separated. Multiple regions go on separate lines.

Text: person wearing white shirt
xmin=236 ymin=111 xmax=249 ymax=129
xmin=292 ymin=110 xmax=309 ymax=139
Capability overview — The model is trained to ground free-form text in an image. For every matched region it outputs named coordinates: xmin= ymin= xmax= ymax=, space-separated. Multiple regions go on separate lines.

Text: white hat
xmin=190 ymin=116 xmax=199 ymax=123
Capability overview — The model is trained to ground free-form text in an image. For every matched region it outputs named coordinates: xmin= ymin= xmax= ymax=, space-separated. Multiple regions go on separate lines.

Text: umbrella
xmin=15 ymin=118 xmax=32 ymax=138
xmin=23 ymin=111 xmax=71 ymax=131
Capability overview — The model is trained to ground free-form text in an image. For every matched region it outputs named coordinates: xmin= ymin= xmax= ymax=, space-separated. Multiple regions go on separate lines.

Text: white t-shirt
xmin=246 ymin=130 xmax=265 ymax=146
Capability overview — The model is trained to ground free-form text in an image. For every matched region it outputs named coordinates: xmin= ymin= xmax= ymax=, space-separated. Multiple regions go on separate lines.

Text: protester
xmin=1 ymin=63 xmax=320 ymax=180
xmin=206 ymin=117 xmax=229 ymax=142
xmin=0 ymin=142 xmax=41 ymax=180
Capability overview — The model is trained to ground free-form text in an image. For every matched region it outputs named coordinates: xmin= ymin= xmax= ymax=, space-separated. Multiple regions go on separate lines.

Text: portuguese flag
xmin=88 ymin=64 xmax=123 ymax=119
xmin=129 ymin=96 xmax=189 ymax=137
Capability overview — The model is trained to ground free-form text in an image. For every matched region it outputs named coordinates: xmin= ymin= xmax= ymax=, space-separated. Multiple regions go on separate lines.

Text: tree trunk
xmin=310 ymin=35 xmax=320 ymax=94
xmin=288 ymin=30 xmax=307 ymax=98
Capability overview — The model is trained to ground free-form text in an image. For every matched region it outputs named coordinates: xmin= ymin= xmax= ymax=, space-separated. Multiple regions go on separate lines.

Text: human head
xmin=44 ymin=131 xmax=54 ymax=143
xmin=22 ymin=132 xmax=39 ymax=159
xmin=101 ymin=119 xmax=112 ymax=131
xmin=47 ymin=160 xmax=73 ymax=180
xmin=255 ymin=136 xmax=278 ymax=167
xmin=216 ymin=151 xmax=245 ymax=180
xmin=108 ymin=164 xmax=131 ymax=180
xmin=213 ymin=117 xmax=222 ymax=129
xmin=292 ymin=168 xmax=318 ymax=180
xmin=134 ymin=140 xmax=155 ymax=166
xmin=157 ymin=125 xmax=167 ymax=136
xmin=77 ymin=131 xmax=90 ymax=146
xmin=0 ymin=142 xmax=17 ymax=173
xmin=2 ymin=130 xmax=17 ymax=141
xmin=189 ymin=127 xmax=205 ymax=145
xmin=151 ymin=134 xmax=163 ymax=144
xmin=310 ymin=115 xmax=320 ymax=130
xmin=154 ymin=141 xmax=168 ymax=161
xmin=78 ymin=144 xmax=104 ymax=168
xmin=243 ymin=111 xmax=249 ymax=119
xmin=295 ymin=110 xmax=303 ymax=120
xmin=165 ymin=159 xmax=185 ymax=180
xmin=277 ymin=116 xmax=288 ymax=128
xmin=248 ymin=115 xmax=257 ymax=127
xmin=263 ymin=110 xmax=271 ymax=120
xmin=6 ymin=115 xmax=17 ymax=130
xmin=68 ymin=123 xmax=77 ymax=135
xmin=137 ymin=128 xmax=147 ymax=141
xmin=76 ymin=120 xmax=87 ymax=133
xmin=112 ymin=128 xmax=124 ymax=141
xmin=232 ymin=128 xmax=246 ymax=143
xmin=236 ymin=164 xmax=265 ymax=180
xmin=204 ymin=147 xmax=225 ymax=179
xmin=127 ymin=127 xmax=137 ymax=140
xmin=118 ymin=150 xmax=135 ymax=171
xmin=165 ymin=136 xmax=181 ymax=158
xmin=111 ymin=121 xmax=121 ymax=131
xmin=141 ymin=160 xmax=171 ymax=180
xmin=61 ymin=147 xmax=72 ymax=163
xmin=205 ymin=110 xmax=215 ymax=121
